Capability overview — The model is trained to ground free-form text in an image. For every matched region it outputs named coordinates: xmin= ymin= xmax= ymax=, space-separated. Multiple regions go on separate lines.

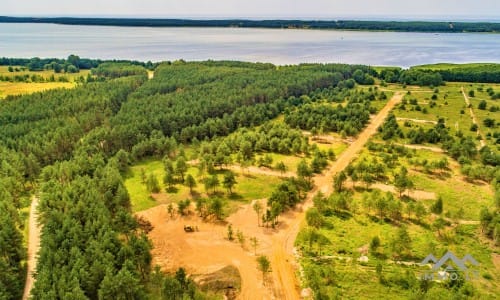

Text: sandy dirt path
xmin=400 ymin=144 xmax=445 ymax=153
xmin=269 ymin=92 xmax=404 ymax=299
xmin=396 ymin=117 xmax=437 ymax=125
xmin=227 ymin=165 xmax=295 ymax=178
xmin=22 ymin=197 xmax=41 ymax=300
xmin=461 ymin=86 xmax=486 ymax=148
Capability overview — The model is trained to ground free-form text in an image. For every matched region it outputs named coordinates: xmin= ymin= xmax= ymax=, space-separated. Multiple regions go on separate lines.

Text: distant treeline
xmin=412 ymin=64 xmax=500 ymax=83
xmin=0 ymin=55 xmax=155 ymax=72
xmin=378 ymin=64 xmax=500 ymax=84
xmin=1 ymin=16 xmax=499 ymax=33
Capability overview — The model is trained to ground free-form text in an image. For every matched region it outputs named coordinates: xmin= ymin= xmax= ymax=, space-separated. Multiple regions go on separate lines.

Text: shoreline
xmin=1 ymin=16 xmax=499 ymax=33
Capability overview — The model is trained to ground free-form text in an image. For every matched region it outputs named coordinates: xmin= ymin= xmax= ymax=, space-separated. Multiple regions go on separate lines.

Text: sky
xmin=2 ymin=0 xmax=500 ymax=20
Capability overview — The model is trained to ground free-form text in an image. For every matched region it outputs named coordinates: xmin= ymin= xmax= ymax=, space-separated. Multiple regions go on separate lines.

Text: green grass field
xmin=296 ymin=128 xmax=498 ymax=298
xmin=124 ymin=158 xmax=284 ymax=212
xmin=0 ymin=66 xmax=89 ymax=98
xmin=412 ymin=63 xmax=500 ymax=70
xmin=0 ymin=81 xmax=76 ymax=98
xmin=297 ymin=212 xmax=497 ymax=299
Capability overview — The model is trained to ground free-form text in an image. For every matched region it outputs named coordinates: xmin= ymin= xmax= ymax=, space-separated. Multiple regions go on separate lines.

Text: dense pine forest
xmin=0 ymin=60 xmax=378 ymax=299
xmin=1 ymin=58 xmax=498 ymax=299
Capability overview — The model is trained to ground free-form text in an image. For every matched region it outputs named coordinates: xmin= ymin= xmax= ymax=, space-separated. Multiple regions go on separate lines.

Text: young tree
xmin=414 ymin=202 xmax=427 ymax=221
xmin=394 ymin=166 xmax=412 ymax=198
xmin=256 ymin=256 xmax=271 ymax=281
xmin=297 ymin=159 xmax=313 ymax=183
xmin=208 ymin=198 xmax=224 ymax=220
xmin=146 ymin=173 xmax=160 ymax=193
xmin=227 ymin=224 xmax=234 ymax=241
xmin=306 ymin=208 xmax=323 ymax=229
xmin=315 ymin=233 xmax=331 ymax=255
xmin=275 ymin=161 xmax=287 ymax=176
xmin=250 ymin=237 xmax=259 ymax=255
xmin=175 ymin=157 xmax=188 ymax=182
xmin=431 ymin=197 xmax=443 ymax=215
xmin=185 ymin=174 xmax=196 ymax=194
xmin=164 ymin=159 xmax=174 ymax=174
xmin=167 ymin=203 xmax=175 ymax=218
xmin=253 ymin=201 xmax=263 ymax=226
xmin=204 ymin=175 xmax=219 ymax=194
xmin=222 ymin=172 xmax=237 ymax=194
xmin=333 ymin=170 xmax=347 ymax=192
xmin=163 ymin=171 xmax=175 ymax=191
xmin=477 ymin=100 xmax=488 ymax=110
xmin=375 ymin=194 xmax=388 ymax=220
xmin=433 ymin=217 xmax=447 ymax=237
xmin=406 ymin=201 xmax=415 ymax=220
xmin=237 ymin=230 xmax=245 ymax=248
xmin=177 ymin=199 xmax=191 ymax=216
xmin=270 ymin=201 xmax=282 ymax=226
xmin=140 ymin=168 xmax=146 ymax=183
xmin=370 ymin=236 xmax=381 ymax=253
xmin=390 ymin=226 xmax=412 ymax=258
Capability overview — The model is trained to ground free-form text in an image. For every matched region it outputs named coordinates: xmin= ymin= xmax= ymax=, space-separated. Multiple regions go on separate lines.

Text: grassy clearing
xmin=254 ymin=152 xmax=303 ymax=173
xmin=297 ymin=128 xmax=498 ymax=297
xmin=314 ymin=141 xmax=348 ymax=156
xmin=358 ymin=143 xmax=494 ymax=220
xmin=0 ymin=66 xmax=90 ymax=98
xmin=298 ymin=208 xmax=498 ymax=298
xmin=125 ymin=158 xmax=284 ymax=213
xmin=462 ymin=83 xmax=500 ymax=146
xmin=0 ymin=81 xmax=75 ymax=98
xmin=411 ymin=172 xmax=493 ymax=221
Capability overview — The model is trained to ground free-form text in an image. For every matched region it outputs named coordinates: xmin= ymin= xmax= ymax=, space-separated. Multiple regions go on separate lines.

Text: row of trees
xmin=378 ymin=68 xmax=443 ymax=86
xmin=0 ymin=73 xmax=75 ymax=83
xmin=0 ymin=55 xmax=155 ymax=73
xmin=0 ymin=181 xmax=25 ymax=299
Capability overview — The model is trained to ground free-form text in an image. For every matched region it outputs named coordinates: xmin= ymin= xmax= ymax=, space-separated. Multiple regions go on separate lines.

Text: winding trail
xmin=22 ymin=197 xmax=41 ymax=300
xmin=461 ymin=86 xmax=486 ymax=148
xmin=269 ymin=92 xmax=404 ymax=299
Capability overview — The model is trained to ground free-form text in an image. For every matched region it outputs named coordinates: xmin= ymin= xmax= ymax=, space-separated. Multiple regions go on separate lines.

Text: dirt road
xmin=23 ymin=197 xmax=41 ymax=300
xmin=269 ymin=92 xmax=404 ymax=299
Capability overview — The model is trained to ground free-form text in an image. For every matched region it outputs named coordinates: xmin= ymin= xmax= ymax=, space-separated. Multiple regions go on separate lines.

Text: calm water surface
xmin=1 ymin=23 xmax=499 ymax=67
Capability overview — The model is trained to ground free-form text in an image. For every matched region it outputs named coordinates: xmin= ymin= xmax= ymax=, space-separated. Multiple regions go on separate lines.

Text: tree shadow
xmin=409 ymin=218 xmax=430 ymax=229
xmin=166 ymin=186 xmax=179 ymax=193
xmin=228 ymin=193 xmax=244 ymax=201
xmin=333 ymin=210 xmax=353 ymax=220
xmin=189 ymin=190 xmax=202 ymax=199
xmin=240 ymin=173 xmax=256 ymax=179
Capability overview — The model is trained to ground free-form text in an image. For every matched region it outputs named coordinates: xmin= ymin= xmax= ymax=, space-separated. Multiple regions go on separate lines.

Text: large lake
xmin=1 ymin=23 xmax=499 ymax=67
